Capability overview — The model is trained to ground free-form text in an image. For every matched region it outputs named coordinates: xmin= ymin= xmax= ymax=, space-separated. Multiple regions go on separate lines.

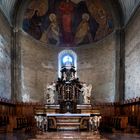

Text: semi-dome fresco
xmin=23 ymin=0 xmax=114 ymax=46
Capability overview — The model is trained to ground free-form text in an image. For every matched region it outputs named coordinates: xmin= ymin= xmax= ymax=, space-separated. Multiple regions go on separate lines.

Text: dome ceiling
xmin=22 ymin=0 xmax=114 ymax=46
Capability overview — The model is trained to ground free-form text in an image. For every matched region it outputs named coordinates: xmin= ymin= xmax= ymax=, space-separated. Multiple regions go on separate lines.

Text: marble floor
xmin=0 ymin=131 xmax=140 ymax=140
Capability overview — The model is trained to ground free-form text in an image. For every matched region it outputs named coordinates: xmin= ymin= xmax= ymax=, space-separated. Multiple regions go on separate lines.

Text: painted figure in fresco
xmin=59 ymin=0 xmax=74 ymax=44
xmin=95 ymin=9 xmax=108 ymax=40
xmin=40 ymin=29 xmax=48 ymax=44
xmin=28 ymin=10 xmax=42 ymax=40
xmin=40 ymin=13 xmax=60 ymax=45
xmin=86 ymin=0 xmax=113 ymax=41
xmin=107 ymin=14 xmax=113 ymax=32
xmin=23 ymin=0 xmax=113 ymax=46
xmin=74 ymin=13 xmax=92 ymax=45
xmin=23 ymin=9 xmax=33 ymax=32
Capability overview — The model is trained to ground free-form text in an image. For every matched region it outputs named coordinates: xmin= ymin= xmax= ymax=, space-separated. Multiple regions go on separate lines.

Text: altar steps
xmin=56 ymin=117 xmax=81 ymax=131
xmin=47 ymin=114 xmax=90 ymax=131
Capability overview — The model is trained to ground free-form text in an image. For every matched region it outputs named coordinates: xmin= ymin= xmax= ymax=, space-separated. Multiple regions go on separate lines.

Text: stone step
xmin=57 ymin=122 xmax=80 ymax=125
xmin=57 ymin=122 xmax=80 ymax=131
xmin=56 ymin=116 xmax=81 ymax=124
xmin=57 ymin=126 xmax=79 ymax=131
xmin=56 ymin=119 xmax=80 ymax=123
xmin=55 ymin=116 xmax=81 ymax=130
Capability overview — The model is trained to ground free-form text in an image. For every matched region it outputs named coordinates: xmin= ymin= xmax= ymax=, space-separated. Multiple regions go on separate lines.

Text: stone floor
xmin=29 ymin=131 xmax=107 ymax=140
xmin=0 ymin=131 xmax=140 ymax=140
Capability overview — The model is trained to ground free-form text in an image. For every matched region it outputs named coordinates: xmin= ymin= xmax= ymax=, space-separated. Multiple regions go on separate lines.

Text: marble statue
xmin=80 ymin=83 xmax=92 ymax=104
xmin=44 ymin=82 xmax=56 ymax=104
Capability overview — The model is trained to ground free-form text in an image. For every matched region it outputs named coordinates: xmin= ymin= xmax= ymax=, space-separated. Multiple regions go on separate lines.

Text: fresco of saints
xmin=40 ymin=13 xmax=60 ymax=45
xmin=59 ymin=0 xmax=74 ymax=44
xmin=95 ymin=9 xmax=108 ymax=40
xmin=28 ymin=10 xmax=42 ymax=40
xmin=86 ymin=0 xmax=113 ymax=41
xmin=74 ymin=13 xmax=92 ymax=45
xmin=23 ymin=0 xmax=114 ymax=46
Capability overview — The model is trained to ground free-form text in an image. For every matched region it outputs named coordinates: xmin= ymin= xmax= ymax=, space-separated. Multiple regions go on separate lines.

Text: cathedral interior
xmin=0 ymin=0 xmax=140 ymax=139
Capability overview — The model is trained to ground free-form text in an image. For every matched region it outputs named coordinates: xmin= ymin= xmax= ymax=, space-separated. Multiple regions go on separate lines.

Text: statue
xmin=44 ymin=82 xmax=56 ymax=104
xmin=80 ymin=83 xmax=92 ymax=104
xmin=62 ymin=72 xmax=67 ymax=81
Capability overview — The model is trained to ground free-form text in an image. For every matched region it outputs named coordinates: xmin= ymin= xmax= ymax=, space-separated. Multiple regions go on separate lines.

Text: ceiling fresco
xmin=22 ymin=0 xmax=114 ymax=46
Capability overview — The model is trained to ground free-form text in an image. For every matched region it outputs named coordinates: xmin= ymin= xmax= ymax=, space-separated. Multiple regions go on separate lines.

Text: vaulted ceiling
xmin=0 ymin=0 xmax=140 ymax=25
xmin=0 ymin=0 xmax=16 ymax=23
xmin=119 ymin=0 xmax=140 ymax=24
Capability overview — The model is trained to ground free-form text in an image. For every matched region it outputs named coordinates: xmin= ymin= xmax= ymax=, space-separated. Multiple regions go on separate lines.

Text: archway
xmin=58 ymin=50 xmax=77 ymax=78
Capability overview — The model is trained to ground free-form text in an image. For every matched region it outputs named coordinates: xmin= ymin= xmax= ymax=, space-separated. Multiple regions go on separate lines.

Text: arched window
xmin=58 ymin=50 xmax=77 ymax=78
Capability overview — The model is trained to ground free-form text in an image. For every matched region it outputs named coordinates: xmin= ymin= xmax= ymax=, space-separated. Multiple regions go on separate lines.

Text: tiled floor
xmin=0 ymin=131 xmax=140 ymax=140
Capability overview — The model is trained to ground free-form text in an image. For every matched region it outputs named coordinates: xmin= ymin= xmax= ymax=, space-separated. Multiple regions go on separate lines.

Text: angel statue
xmin=44 ymin=82 xmax=56 ymax=104
xmin=80 ymin=83 xmax=92 ymax=104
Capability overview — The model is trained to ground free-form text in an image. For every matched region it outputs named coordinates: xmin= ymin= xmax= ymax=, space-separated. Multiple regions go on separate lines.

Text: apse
xmin=19 ymin=0 xmax=118 ymax=103
xmin=22 ymin=0 xmax=114 ymax=47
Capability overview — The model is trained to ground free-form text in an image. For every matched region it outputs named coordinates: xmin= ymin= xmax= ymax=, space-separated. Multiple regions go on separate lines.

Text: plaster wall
xmin=20 ymin=33 xmax=58 ymax=102
xmin=20 ymin=31 xmax=117 ymax=103
xmin=0 ymin=12 xmax=11 ymax=99
xmin=125 ymin=7 xmax=140 ymax=99
xmin=75 ymin=33 xmax=116 ymax=103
